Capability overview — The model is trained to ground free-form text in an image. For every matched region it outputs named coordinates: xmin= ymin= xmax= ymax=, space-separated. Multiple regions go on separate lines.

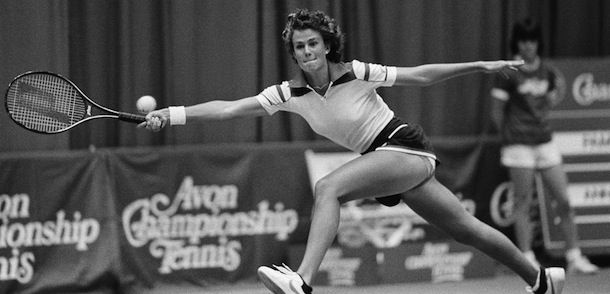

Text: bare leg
xmin=540 ymin=166 xmax=599 ymax=274
xmin=539 ymin=165 xmax=578 ymax=250
xmin=508 ymin=167 xmax=537 ymax=252
xmin=402 ymin=177 xmax=539 ymax=286
xmin=297 ymin=188 xmax=340 ymax=284
xmin=296 ymin=151 xmax=430 ymax=284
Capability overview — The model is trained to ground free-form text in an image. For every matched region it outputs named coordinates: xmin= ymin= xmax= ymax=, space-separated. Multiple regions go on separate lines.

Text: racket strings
xmin=7 ymin=73 xmax=86 ymax=133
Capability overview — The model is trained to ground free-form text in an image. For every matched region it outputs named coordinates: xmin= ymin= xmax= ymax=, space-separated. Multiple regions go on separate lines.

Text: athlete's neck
xmin=304 ymin=63 xmax=331 ymax=89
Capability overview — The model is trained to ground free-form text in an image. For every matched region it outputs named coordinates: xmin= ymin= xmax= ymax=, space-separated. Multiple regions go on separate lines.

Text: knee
xmin=554 ymin=198 xmax=574 ymax=216
xmin=313 ymin=177 xmax=341 ymax=205
xmin=512 ymin=194 xmax=532 ymax=214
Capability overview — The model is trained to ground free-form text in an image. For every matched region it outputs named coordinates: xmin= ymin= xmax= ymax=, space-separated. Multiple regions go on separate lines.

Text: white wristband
xmin=168 ymin=106 xmax=186 ymax=125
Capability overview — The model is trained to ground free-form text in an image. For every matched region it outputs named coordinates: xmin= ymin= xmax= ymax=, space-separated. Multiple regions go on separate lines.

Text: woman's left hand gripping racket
xmin=4 ymin=71 xmax=146 ymax=134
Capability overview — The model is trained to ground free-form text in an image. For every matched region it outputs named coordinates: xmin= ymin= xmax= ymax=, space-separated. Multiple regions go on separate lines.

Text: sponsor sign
xmin=121 ymin=176 xmax=298 ymax=274
xmin=290 ymin=240 xmax=495 ymax=287
xmin=289 ymin=245 xmax=380 ymax=286
xmin=378 ymin=241 xmax=495 ymax=284
xmin=0 ymin=153 xmax=120 ymax=293
xmin=542 ymin=59 xmax=610 ymax=255
xmin=0 ymin=146 xmax=309 ymax=291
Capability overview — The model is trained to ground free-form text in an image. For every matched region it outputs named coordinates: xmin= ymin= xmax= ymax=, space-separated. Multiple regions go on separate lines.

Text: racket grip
xmin=118 ymin=112 xmax=147 ymax=123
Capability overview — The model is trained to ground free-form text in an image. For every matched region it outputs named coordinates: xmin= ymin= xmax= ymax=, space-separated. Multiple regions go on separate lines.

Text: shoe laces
xmin=272 ymin=264 xmax=313 ymax=293
xmin=273 ymin=263 xmax=298 ymax=276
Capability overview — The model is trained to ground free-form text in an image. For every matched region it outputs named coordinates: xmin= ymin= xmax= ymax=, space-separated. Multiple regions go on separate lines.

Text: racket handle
xmin=118 ymin=112 xmax=147 ymax=123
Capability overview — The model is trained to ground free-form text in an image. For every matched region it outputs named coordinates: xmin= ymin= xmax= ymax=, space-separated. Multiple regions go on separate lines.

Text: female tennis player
xmin=140 ymin=9 xmax=564 ymax=294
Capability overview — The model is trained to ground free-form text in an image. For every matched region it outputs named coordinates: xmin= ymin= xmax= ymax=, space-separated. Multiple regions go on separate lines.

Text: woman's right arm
xmin=138 ymin=96 xmax=268 ymax=131
xmin=183 ymin=96 xmax=268 ymax=120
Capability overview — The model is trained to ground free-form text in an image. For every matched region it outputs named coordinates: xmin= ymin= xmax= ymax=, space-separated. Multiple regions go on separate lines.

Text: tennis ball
xmin=137 ymin=95 xmax=157 ymax=114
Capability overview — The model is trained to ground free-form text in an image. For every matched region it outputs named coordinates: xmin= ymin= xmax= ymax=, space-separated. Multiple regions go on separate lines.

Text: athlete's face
xmin=517 ymin=39 xmax=539 ymax=61
xmin=292 ymin=29 xmax=329 ymax=72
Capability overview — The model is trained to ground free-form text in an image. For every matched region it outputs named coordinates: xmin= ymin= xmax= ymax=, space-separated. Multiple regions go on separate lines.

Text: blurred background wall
xmin=1 ymin=0 xmax=609 ymax=152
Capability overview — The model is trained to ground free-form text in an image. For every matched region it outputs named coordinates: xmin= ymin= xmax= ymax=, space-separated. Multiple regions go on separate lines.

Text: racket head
xmin=5 ymin=71 xmax=88 ymax=134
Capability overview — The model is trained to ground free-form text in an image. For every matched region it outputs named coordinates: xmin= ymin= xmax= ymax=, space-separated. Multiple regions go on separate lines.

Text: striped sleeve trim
xmin=491 ymin=88 xmax=509 ymax=101
xmin=352 ymin=60 xmax=396 ymax=86
xmin=275 ymin=85 xmax=286 ymax=102
xmin=255 ymin=82 xmax=291 ymax=115
xmin=259 ymin=82 xmax=291 ymax=105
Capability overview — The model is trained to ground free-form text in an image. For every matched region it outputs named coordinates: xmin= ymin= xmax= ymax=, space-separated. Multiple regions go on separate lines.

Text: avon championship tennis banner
xmin=106 ymin=145 xmax=306 ymax=287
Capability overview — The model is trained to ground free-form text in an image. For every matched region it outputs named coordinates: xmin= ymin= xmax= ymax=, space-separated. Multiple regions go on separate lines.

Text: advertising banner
xmin=0 ymin=151 xmax=123 ymax=294
xmin=289 ymin=240 xmax=496 ymax=287
xmin=378 ymin=240 xmax=496 ymax=284
xmin=0 ymin=145 xmax=310 ymax=292
xmin=288 ymin=245 xmax=380 ymax=286
xmin=107 ymin=145 xmax=305 ymax=286
xmin=542 ymin=58 xmax=610 ymax=255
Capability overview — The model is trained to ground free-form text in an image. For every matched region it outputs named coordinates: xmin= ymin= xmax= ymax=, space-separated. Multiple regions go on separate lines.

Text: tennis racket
xmin=4 ymin=71 xmax=146 ymax=134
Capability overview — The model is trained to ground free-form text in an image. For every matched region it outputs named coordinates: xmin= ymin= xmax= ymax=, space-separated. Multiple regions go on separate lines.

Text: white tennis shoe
xmin=526 ymin=267 xmax=565 ymax=294
xmin=257 ymin=264 xmax=312 ymax=294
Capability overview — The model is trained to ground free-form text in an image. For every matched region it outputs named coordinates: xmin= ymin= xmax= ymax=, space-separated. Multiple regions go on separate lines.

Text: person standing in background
xmin=490 ymin=17 xmax=598 ymax=275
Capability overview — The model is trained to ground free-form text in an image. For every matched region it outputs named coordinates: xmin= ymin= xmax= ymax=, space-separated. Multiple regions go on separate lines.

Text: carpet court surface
xmin=130 ymin=266 xmax=610 ymax=294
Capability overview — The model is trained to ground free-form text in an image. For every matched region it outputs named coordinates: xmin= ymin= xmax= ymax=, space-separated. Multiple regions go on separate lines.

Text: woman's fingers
xmin=137 ymin=115 xmax=166 ymax=132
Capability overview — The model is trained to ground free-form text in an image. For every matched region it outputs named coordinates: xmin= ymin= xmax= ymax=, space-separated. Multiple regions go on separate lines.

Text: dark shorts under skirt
xmin=362 ymin=117 xmax=439 ymax=206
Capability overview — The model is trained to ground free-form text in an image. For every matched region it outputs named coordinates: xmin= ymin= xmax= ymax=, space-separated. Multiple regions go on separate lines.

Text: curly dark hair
xmin=281 ymin=9 xmax=345 ymax=63
xmin=510 ymin=17 xmax=543 ymax=55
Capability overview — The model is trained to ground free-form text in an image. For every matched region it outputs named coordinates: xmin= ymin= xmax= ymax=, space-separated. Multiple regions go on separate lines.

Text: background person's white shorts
xmin=501 ymin=140 xmax=563 ymax=169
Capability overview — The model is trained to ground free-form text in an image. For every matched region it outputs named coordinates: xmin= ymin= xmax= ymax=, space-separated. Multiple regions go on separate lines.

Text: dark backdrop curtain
xmin=1 ymin=0 xmax=609 ymax=152
xmin=0 ymin=0 xmax=70 ymax=151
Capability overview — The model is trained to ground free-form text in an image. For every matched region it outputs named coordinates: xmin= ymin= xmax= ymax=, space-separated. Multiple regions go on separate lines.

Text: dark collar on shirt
xmin=288 ymin=62 xmax=357 ymax=96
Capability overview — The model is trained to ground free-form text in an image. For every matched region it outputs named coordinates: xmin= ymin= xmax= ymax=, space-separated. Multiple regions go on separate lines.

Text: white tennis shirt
xmin=256 ymin=60 xmax=397 ymax=153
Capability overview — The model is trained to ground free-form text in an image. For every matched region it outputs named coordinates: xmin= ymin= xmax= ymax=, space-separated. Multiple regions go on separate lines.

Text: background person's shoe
xmin=567 ymin=254 xmax=599 ymax=274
